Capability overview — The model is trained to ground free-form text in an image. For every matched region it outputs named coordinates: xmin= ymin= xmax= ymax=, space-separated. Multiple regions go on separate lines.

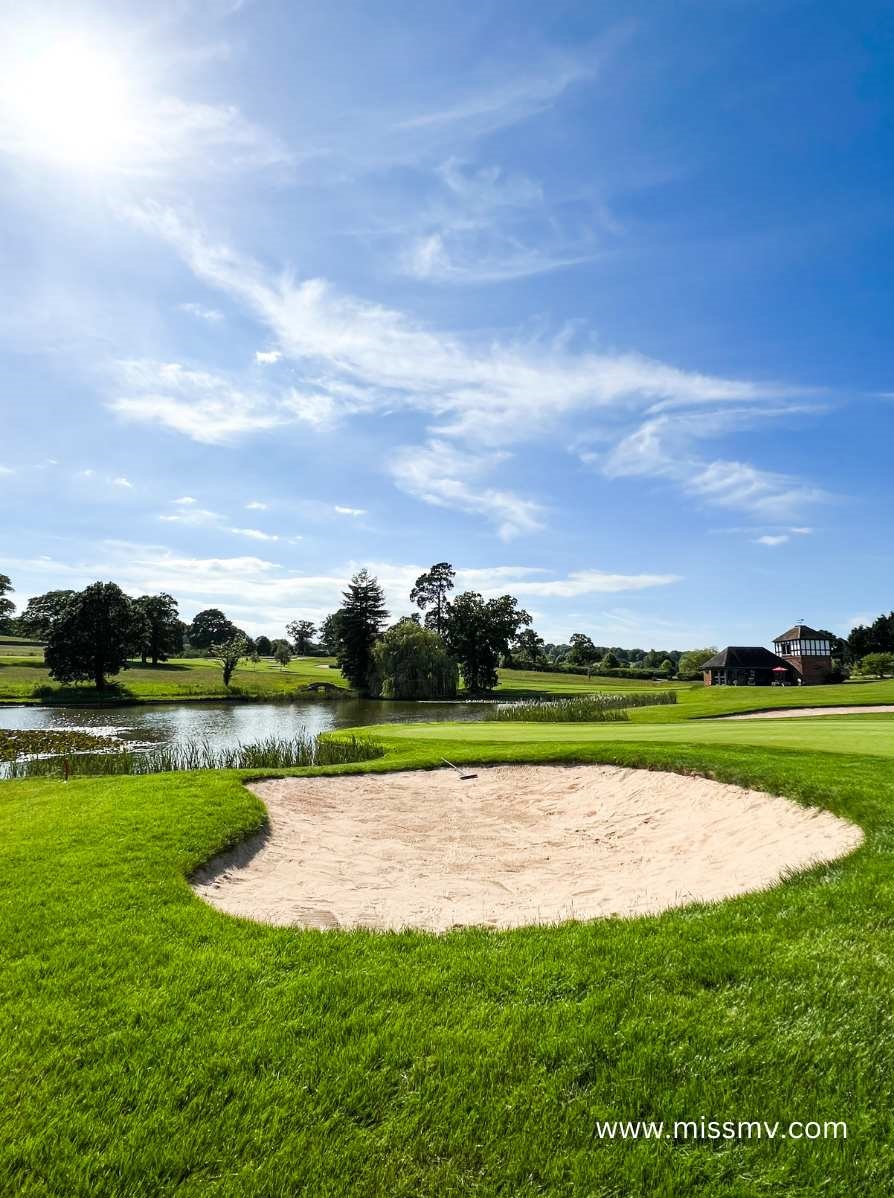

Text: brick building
xmin=702 ymin=624 xmax=834 ymax=687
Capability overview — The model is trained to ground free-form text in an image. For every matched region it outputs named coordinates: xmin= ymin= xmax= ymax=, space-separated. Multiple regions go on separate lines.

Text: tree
xmin=600 ymin=650 xmax=620 ymax=670
xmin=642 ymin=649 xmax=663 ymax=670
xmin=0 ymin=574 xmax=14 ymax=631
xmin=567 ymin=633 xmax=599 ymax=667
xmin=369 ymin=619 xmax=458 ymax=699
xmin=188 ymin=608 xmax=237 ymax=650
xmin=214 ymin=636 xmax=249 ymax=687
xmin=409 ymin=562 xmax=456 ymax=635
xmin=443 ymin=592 xmax=531 ymax=693
xmin=677 ymin=648 xmax=717 ymax=676
xmin=858 ymin=652 xmax=894 ymax=678
xmin=131 ymin=593 xmax=181 ymax=665
xmin=18 ymin=589 xmax=76 ymax=639
xmin=659 ymin=658 xmax=676 ymax=676
xmin=319 ymin=612 xmax=344 ymax=655
xmin=286 ymin=619 xmax=316 ymax=654
xmin=255 ymin=635 xmax=273 ymax=656
xmin=44 ymin=581 xmax=133 ymax=689
xmin=272 ymin=639 xmax=292 ymax=668
xmin=513 ymin=628 xmax=545 ymax=666
xmin=336 ymin=569 xmax=389 ymax=693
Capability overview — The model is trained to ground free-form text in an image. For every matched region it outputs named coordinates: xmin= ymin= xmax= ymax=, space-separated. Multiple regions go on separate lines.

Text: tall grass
xmin=5 ymin=733 xmax=383 ymax=778
xmin=484 ymin=691 xmax=678 ymax=722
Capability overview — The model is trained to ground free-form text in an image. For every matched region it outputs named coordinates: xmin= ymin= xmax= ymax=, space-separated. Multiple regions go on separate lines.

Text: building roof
xmin=702 ymin=646 xmax=793 ymax=671
xmin=773 ymin=624 xmax=827 ymax=642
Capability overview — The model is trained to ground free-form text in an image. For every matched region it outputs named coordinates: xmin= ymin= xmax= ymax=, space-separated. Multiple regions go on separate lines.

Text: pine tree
xmin=336 ymin=569 xmax=389 ymax=693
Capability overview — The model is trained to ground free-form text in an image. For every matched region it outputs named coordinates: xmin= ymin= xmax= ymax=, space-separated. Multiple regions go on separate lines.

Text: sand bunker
xmin=723 ymin=705 xmax=894 ymax=720
xmin=191 ymin=765 xmax=862 ymax=933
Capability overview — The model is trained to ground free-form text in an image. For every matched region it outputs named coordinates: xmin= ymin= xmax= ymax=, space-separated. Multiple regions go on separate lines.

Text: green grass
xmin=0 ymin=654 xmax=349 ymax=704
xmin=4 ymin=720 xmax=894 ymax=1194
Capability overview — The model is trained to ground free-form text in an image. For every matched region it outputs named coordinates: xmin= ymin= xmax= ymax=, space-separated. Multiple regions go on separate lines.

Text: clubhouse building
xmin=702 ymin=624 xmax=834 ymax=687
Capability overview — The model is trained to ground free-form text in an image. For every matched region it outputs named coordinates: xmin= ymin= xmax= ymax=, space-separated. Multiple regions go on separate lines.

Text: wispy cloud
xmin=245 ymin=500 xmax=268 ymax=510
xmin=255 ymin=349 xmax=282 ymax=364
xmin=389 ymin=440 xmax=544 ymax=540
xmin=179 ymin=302 xmax=224 ymax=323
xmin=121 ymin=204 xmax=827 ymax=527
xmin=112 ymin=476 xmax=133 ymax=488
xmin=754 ymin=534 xmax=789 ymax=547
xmin=334 ymin=505 xmax=367 ymax=517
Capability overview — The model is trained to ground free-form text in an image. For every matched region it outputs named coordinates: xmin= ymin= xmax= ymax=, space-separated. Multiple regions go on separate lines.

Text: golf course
xmin=3 ymin=688 xmax=894 ymax=1195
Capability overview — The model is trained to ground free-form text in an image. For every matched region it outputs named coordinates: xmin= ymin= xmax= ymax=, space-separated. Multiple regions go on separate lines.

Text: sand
xmin=723 ymin=705 xmax=894 ymax=720
xmin=191 ymin=765 xmax=862 ymax=933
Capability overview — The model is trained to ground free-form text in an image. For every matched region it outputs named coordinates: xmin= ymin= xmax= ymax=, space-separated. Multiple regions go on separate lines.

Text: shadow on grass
xmin=31 ymin=681 xmax=139 ymax=705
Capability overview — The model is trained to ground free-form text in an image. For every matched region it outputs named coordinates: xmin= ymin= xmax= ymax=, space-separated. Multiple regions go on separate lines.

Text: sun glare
xmin=6 ymin=36 xmax=137 ymax=169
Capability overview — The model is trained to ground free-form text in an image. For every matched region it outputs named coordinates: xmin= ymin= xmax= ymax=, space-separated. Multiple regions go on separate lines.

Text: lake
xmin=0 ymin=697 xmax=488 ymax=754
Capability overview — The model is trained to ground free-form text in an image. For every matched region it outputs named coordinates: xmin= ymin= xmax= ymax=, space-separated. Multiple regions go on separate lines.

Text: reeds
xmin=5 ymin=732 xmax=383 ymax=778
xmin=483 ymin=691 xmax=678 ymax=722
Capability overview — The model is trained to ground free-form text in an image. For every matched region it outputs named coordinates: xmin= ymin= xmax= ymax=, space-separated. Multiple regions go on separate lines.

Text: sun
xmin=6 ymin=36 xmax=137 ymax=169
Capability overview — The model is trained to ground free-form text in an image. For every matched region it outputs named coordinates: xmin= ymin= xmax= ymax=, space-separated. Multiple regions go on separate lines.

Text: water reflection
xmin=0 ymin=697 xmax=487 ymax=752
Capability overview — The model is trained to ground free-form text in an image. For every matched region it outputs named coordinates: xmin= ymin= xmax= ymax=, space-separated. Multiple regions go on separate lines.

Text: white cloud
xmin=173 ymin=495 xmax=197 ymax=505
xmin=754 ymin=534 xmax=789 ymax=547
xmin=334 ymin=505 xmax=367 ymax=517
xmin=7 ymin=545 xmax=677 ymax=637
xmin=79 ymin=468 xmax=96 ymax=478
xmin=227 ymin=526 xmax=280 ymax=542
xmin=112 ymin=476 xmax=133 ymax=488
xmin=245 ymin=500 xmax=268 ymax=510
xmin=0 ymin=466 xmax=13 ymax=475
xmin=255 ymin=349 xmax=282 ymax=364
xmin=123 ymin=205 xmax=827 ymax=527
xmin=179 ymin=302 xmax=224 ymax=323
xmin=790 ymin=526 xmax=813 ymax=535
xmin=159 ymin=507 xmax=220 ymax=526
xmin=389 ymin=440 xmax=544 ymax=540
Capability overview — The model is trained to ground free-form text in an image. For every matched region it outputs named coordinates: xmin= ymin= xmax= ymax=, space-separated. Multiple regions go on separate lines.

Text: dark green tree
xmin=600 ymin=650 xmax=621 ymax=669
xmin=513 ymin=628 xmax=545 ymax=666
xmin=44 ymin=581 xmax=133 ymax=689
xmin=369 ymin=619 xmax=458 ymax=699
xmin=444 ymin=592 xmax=531 ymax=693
xmin=19 ymin=590 xmax=76 ymax=639
xmin=319 ymin=612 xmax=344 ymax=655
xmin=0 ymin=574 xmax=14 ymax=632
xmin=336 ymin=569 xmax=389 ymax=693
xmin=255 ymin=635 xmax=273 ymax=656
xmin=188 ymin=608 xmax=237 ymax=650
xmin=214 ymin=636 xmax=249 ymax=687
xmin=567 ymin=633 xmax=598 ymax=666
xmin=131 ymin=593 xmax=181 ymax=665
xmin=409 ymin=562 xmax=456 ymax=635
xmin=286 ymin=619 xmax=316 ymax=654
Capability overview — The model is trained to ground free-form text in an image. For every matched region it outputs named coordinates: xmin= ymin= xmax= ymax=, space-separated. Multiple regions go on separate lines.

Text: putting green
xmin=365 ymin=714 xmax=894 ymax=758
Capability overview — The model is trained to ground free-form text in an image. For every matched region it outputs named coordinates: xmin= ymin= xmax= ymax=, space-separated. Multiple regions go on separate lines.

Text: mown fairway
xmin=3 ymin=712 xmax=894 ymax=1195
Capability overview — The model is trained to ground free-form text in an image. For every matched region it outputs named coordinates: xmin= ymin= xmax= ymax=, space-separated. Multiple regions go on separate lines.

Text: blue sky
xmin=1 ymin=0 xmax=892 ymax=646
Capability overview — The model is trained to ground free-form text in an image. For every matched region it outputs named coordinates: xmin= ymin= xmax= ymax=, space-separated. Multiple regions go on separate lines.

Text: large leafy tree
xmin=188 ymin=608 xmax=237 ymax=650
xmin=131 ymin=593 xmax=182 ymax=665
xmin=370 ymin=618 xmax=458 ymax=699
xmin=444 ymin=592 xmax=531 ymax=693
xmin=254 ymin=634 xmax=273 ymax=656
xmin=336 ymin=569 xmax=388 ymax=693
xmin=0 ymin=574 xmax=14 ymax=631
xmin=19 ymin=590 xmax=76 ymax=639
xmin=44 ymin=581 xmax=133 ymax=689
xmin=567 ymin=633 xmax=598 ymax=666
xmin=409 ymin=562 xmax=456 ymax=635
xmin=677 ymin=648 xmax=717 ymax=675
xmin=508 ymin=627 xmax=544 ymax=666
xmin=319 ymin=612 xmax=344 ymax=655
xmin=286 ymin=619 xmax=316 ymax=654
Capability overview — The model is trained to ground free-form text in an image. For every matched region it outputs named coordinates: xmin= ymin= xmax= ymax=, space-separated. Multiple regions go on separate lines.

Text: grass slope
xmin=3 ymin=727 xmax=894 ymax=1195
xmin=0 ymin=655 xmax=349 ymax=704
